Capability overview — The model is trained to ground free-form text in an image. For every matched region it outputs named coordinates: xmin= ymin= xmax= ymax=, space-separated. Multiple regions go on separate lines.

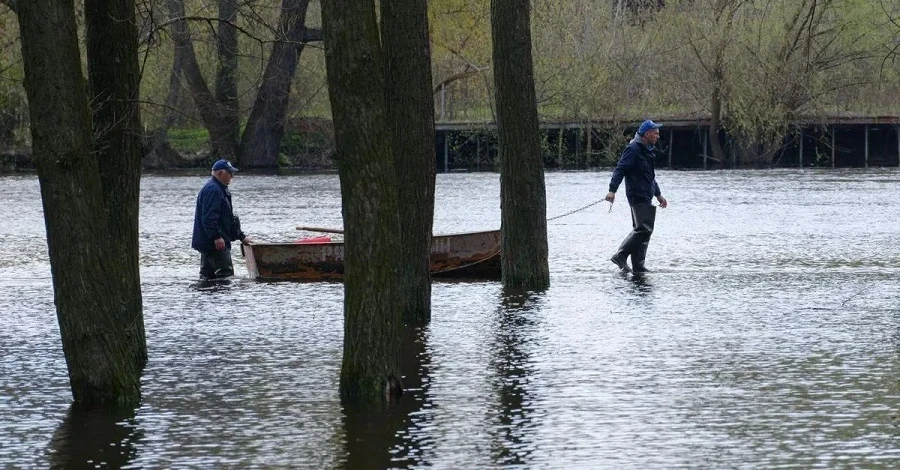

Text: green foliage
xmin=0 ymin=7 xmax=27 ymax=148
xmin=167 ymin=128 xmax=209 ymax=152
xmin=1 ymin=0 xmax=897 ymax=167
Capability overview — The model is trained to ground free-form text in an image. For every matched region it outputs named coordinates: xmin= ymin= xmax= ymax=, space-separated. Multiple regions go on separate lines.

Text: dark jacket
xmin=608 ymin=137 xmax=662 ymax=205
xmin=192 ymin=177 xmax=245 ymax=252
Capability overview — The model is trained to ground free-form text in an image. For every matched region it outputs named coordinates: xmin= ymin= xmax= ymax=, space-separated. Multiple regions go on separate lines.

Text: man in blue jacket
xmin=192 ymin=159 xmax=251 ymax=279
xmin=605 ymin=120 xmax=669 ymax=273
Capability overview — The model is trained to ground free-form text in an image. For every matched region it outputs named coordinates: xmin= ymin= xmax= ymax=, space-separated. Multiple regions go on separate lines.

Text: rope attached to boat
xmin=431 ymin=249 xmax=502 ymax=275
xmin=546 ymin=198 xmax=610 ymax=222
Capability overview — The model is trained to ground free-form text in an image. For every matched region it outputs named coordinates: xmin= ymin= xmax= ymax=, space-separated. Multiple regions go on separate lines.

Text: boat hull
xmin=242 ymin=230 xmax=501 ymax=281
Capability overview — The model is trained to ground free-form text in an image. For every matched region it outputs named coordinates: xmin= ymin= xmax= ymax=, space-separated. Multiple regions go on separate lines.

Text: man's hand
xmin=605 ymin=191 xmax=616 ymax=203
xmin=241 ymin=236 xmax=252 ymax=246
xmin=656 ymin=195 xmax=668 ymax=208
xmin=214 ymin=238 xmax=226 ymax=251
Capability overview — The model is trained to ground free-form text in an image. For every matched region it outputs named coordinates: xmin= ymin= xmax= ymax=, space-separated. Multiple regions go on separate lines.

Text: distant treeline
xmin=0 ymin=0 xmax=898 ymax=168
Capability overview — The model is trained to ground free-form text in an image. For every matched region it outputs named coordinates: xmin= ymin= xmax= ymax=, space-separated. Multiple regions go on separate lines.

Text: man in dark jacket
xmin=192 ymin=159 xmax=251 ymax=279
xmin=605 ymin=120 xmax=669 ymax=273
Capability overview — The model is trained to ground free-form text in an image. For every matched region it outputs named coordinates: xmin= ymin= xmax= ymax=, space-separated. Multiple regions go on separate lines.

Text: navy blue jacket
xmin=192 ymin=177 xmax=244 ymax=252
xmin=608 ymin=138 xmax=662 ymax=205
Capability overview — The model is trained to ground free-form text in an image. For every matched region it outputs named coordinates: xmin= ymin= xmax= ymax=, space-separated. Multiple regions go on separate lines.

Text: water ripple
xmin=1 ymin=169 xmax=898 ymax=468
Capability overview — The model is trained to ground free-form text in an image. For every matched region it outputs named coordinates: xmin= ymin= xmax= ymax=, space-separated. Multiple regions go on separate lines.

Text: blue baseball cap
xmin=637 ymin=119 xmax=662 ymax=135
xmin=211 ymin=159 xmax=238 ymax=174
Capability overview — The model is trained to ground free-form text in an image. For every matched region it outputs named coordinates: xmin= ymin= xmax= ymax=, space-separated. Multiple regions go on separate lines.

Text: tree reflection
xmin=487 ymin=288 xmax=541 ymax=466
xmin=338 ymin=325 xmax=434 ymax=469
xmin=47 ymin=404 xmax=140 ymax=469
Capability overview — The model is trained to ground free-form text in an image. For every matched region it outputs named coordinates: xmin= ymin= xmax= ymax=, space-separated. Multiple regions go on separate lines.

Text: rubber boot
xmin=610 ymin=253 xmax=631 ymax=272
xmin=629 ymin=203 xmax=656 ymax=273
xmin=631 ymin=241 xmax=651 ymax=273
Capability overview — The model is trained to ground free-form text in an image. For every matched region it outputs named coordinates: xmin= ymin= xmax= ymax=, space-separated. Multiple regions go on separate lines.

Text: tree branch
xmin=881 ymin=0 xmax=900 ymax=29
xmin=687 ymin=35 xmax=714 ymax=77
xmin=433 ymin=67 xmax=482 ymax=94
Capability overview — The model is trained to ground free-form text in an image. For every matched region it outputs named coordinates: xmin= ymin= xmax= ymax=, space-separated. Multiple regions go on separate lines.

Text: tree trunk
xmin=17 ymin=0 xmax=142 ymax=407
xmin=85 ymin=0 xmax=148 ymax=372
xmin=490 ymin=0 xmax=550 ymax=290
xmin=321 ymin=0 xmax=404 ymax=403
xmin=340 ymin=325 xmax=431 ymax=467
xmin=147 ymin=42 xmax=185 ymax=164
xmin=708 ymin=2 xmax=734 ymax=167
xmin=167 ymin=0 xmax=239 ymax=159
xmin=381 ymin=0 xmax=436 ymax=324
xmin=214 ymin=0 xmax=240 ymax=155
xmin=239 ymin=0 xmax=313 ymax=168
xmin=709 ymin=76 xmax=726 ymax=165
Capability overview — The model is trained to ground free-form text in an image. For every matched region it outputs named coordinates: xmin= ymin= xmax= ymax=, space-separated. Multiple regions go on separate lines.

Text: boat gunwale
xmin=252 ymin=229 xmax=500 ymax=247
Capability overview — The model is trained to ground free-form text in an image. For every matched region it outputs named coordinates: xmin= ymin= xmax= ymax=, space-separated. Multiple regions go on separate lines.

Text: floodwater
xmin=1 ymin=169 xmax=898 ymax=469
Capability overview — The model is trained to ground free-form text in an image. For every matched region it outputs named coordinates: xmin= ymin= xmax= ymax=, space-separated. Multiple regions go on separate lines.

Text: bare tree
xmin=214 ymin=0 xmax=239 ymax=150
xmin=240 ymin=0 xmax=319 ymax=168
xmin=880 ymin=0 xmax=900 ymax=67
xmin=686 ymin=0 xmax=747 ymax=165
xmin=167 ymin=0 xmax=239 ymax=159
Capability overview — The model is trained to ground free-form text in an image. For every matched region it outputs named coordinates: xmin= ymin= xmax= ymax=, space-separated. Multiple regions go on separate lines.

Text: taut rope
xmin=546 ymin=198 xmax=610 ymax=222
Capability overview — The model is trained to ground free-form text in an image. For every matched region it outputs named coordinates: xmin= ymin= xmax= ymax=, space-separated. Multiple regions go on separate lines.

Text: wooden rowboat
xmin=241 ymin=229 xmax=501 ymax=281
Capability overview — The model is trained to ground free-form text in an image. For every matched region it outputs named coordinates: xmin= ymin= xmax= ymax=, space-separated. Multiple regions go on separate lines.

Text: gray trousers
xmin=200 ymin=248 xmax=234 ymax=279
xmin=613 ymin=202 xmax=656 ymax=270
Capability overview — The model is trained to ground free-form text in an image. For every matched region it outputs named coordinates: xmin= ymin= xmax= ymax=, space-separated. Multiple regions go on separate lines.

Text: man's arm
xmin=653 ymin=181 xmax=668 ymax=208
xmin=608 ymin=145 xmax=637 ymax=194
xmin=199 ymin=189 xmax=224 ymax=242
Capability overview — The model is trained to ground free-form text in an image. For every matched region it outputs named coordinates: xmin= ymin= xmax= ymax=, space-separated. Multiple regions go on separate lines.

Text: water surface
xmin=1 ymin=169 xmax=898 ymax=468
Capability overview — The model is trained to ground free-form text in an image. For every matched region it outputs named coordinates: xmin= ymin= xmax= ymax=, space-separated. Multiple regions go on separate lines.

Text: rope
xmin=547 ymin=198 xmax=610 ymax=222
xmin=841 ymin=284 xmax=873 ymax=307
xmin=431 ymin=249 xmax=501 ymax=275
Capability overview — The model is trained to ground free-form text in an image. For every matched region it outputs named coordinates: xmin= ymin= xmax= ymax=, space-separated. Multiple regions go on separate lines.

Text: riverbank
xmin=3 ymin=114 xmax=898 ymax=174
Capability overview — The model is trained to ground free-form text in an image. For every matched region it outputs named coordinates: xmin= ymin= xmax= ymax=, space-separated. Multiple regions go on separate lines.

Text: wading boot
xmin=610 ymin=254 xmax=631 ymax=272
xmin=627 ymin=203 xmax=655 ymax=274
xmin=631 ymin=242 xmax=650 ymax=274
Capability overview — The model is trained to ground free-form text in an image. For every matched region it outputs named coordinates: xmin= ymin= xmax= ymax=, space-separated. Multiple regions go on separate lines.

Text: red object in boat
xmin=294 ymin=235 xmax=332 ymax=244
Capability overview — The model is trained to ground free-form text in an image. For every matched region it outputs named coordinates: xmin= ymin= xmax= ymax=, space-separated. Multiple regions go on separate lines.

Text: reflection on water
xmin=488 ymin=290 xmax=542 ymax=467
xmin=339 ymin=326 xmax=434 ymax=469
xmin=626 ymin=271 xmax=653 ymax=294
xmin=1 ymin=169 xmax=899 ymax=468
xmin=47 ymin=406 xmax=140 ymax=469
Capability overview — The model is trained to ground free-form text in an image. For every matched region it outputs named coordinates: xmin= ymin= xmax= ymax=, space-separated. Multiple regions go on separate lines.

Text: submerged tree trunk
xmin=490 ymin=0 xmax=550 ymax=290
xmin=85 ymin=0 xmax=148 ymax=372
xmin=381 ymin=0 xmax=436 ymax=324
xmin=240 ymin=0 xmax=318 ymax=168
xmin=17 ymin=0 xmax=142 ymax=407
xmin=322 ymin=0 xmax=404 ymax=403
